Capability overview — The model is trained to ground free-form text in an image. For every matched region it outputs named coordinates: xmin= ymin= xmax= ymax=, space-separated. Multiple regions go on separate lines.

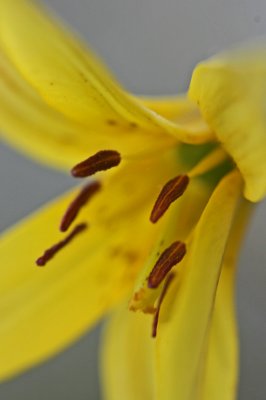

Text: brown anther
xmin=152 ymin=272 xmax=175 ymax=338
xmin=150 ymin=175 xmax=189 ymax=223
xmin=71 ymin=150 xmax=121 ymax=178
xmin=148 ymin=241 xmax=186 ymax=289
xmin=60 ymin=181 xmax=101 ymax=232
xmin=36 ymin=223 xmax=87 ymax=267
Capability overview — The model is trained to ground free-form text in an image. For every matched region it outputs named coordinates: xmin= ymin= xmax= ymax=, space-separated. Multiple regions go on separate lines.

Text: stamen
xmin=152 ymin=272 xmax=175 ymax=338
xmin=36 ymin=223 xmax=87 ymax=267
xmin=150 ymin=175 xmax=189 ymax=223
xmin=148 ymin=241 xmax=186 ymax=288
xmin=60 ymin=181 xmax=101 ymax=232
xmin=71 ymin=150 xmax=121 ymax=177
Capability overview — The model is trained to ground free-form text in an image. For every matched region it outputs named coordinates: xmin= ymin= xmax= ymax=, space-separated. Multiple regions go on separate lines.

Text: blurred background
xmin=0 ymin=0 xmax=265 ymax=398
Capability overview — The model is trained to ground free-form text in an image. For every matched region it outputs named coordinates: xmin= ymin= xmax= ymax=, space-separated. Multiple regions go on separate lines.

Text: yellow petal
xmin=200 ymin=200 xmax=252 ymax=400
xmin=189 ymin=46 xmax=266 ymax=202
xmin=0 ymin=0 xmax=212 ymax=156
xmin=140 ymin=95 xmax=195 ymax=120
xmin=0 ymin=155 xmax=174 ymax=381
xmin=101 ymin=302 xmax=155 ymax=400
xmin=0 ymin=49 xmax=97 ymax=170
xmin=140 ymin=95 xmax=210 ymax=135
xmin=154 ymin=170 xmax=242 ymax=400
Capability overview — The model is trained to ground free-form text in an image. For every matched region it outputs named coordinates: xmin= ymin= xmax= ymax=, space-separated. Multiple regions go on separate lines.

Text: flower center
xmin=35 ymin=143 xmax=235 ymax=337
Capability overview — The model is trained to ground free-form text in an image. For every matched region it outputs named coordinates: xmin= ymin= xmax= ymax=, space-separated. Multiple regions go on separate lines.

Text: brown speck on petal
xmin=106 ymin=119 xmax=117 ymax=126
xmin=71 ymin=150 xmax=121 ymax=178
xmin=150 ymin=175 xmax=189 ymax=223
xmin=36 ymin=223 xmax=87 ymax=267
xmin=152 ymin=272 xmax=175 ymax=338
xmin=148 ymin=241 xmax=186 ymax=288
xmin=60 ymin=181 xmax=101 ymax=232
xmin=129 ymin=122 xmax=138 ymax=129
xmin=123 ymin=250 xmax=139 ymax=264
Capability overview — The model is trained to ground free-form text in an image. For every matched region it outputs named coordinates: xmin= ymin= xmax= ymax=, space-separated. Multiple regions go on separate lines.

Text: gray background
xmin=0 ymin=0 xmax=266 ymax=398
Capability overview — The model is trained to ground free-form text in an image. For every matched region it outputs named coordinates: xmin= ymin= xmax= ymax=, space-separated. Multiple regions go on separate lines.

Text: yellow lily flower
xmin=0 ymin=1 xmax=264 ymax=399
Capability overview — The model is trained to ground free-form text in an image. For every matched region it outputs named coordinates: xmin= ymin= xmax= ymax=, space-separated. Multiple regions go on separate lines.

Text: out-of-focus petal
xmin=0 ymin=49 xmax=97 ymax=170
